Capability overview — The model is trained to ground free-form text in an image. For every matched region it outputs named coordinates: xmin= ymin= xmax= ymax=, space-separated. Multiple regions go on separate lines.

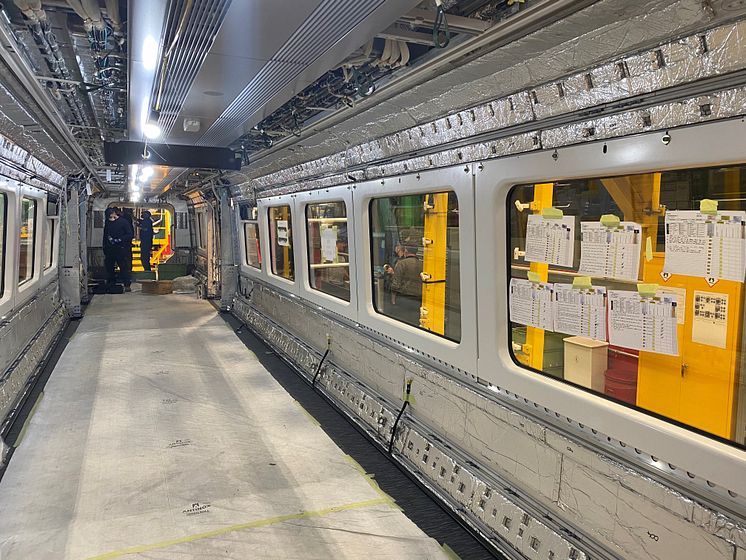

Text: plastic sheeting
xmin=0 ymin=293 xmax=450 ymax=560
xmin=235 ymin=16 xmax=746 ymax=200
xmin=171 ymin=275 xmax=198 ymax=294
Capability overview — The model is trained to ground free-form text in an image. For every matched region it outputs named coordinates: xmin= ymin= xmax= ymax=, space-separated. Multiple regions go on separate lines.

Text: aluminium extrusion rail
xmin=213 ymin=301 xmax=504 ymax=560
xmin=235 ymin=276 xmax=746 ymax=522
xmin=231 ymin=294 xmax=621 ymax=560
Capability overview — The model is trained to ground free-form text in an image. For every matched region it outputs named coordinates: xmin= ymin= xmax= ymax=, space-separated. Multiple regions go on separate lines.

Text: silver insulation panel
xmin=234 ymin=17 xmax=746 ymax=199
xmin=0 ymin=282 xmax=66 ymax=426
xmin=232 ymin=280 xmax=746 ymax=560
xmin=233 ymin=294 xmax=591 ymax=560
xmin=0 ymin=132 xmax=66 ymax=190
xmin=233 ymin=286 xmax=746 ymax=560
xmin=0 ymin=65 xmax=77 ymax=176
xmin=241 ymin=0 xmax=746 ymax=183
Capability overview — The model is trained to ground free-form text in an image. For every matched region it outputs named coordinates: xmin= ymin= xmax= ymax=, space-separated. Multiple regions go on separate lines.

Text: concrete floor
xmin=0 ymin=290 xmax=449 ymax=559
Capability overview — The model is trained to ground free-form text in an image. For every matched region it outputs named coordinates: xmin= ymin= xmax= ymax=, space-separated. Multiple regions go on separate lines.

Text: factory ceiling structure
xmin=2 ymin=0 xmax=744 ymax=199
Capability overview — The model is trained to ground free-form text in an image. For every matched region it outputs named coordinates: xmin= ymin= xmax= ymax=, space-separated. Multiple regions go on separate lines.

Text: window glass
xmin=268 ymin=205 xmax=294 ymax=281
xmin=19 ymin=197 xmax=36 ymax=284
xmin=508 ymin=164 xmax=746 ymax=447
xmin=0 ymin=193 xmax=6 ymax=296
xmin=244 ymin=221 xmax=261 ymax=269
xmin=306 ymin=201 xmax=349 ymax=301
xmin=370 ymin=192 xmax=460 ymax=341
xmin=93 ymin=210 xmax=104 ymax=228
xmin=44 ymin=218 xmax=55 ymax=269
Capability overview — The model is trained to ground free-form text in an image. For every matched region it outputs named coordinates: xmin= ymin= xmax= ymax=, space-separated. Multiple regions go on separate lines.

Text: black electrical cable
xmin=433 ymin=5 xmax=451 ymax=49
xmin=311 ymin=344 xmax=331 ymax=388
xmin=388 ymin=379 xmax=412 ymax=454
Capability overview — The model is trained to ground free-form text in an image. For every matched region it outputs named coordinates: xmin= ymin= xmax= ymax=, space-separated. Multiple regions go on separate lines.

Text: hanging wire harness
xmin=433 ymin=0 xmax=451 ymax=49
xmin=311 ymin=335 xmax=332 ymax=388
xmin=388 ymin=379 xmax=413 ymax=454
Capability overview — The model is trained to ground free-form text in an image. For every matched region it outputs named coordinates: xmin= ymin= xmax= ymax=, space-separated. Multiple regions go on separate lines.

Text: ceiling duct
xmin=152 ymin=0 xmax=232 ymax=138
xmin=104 ymin=140 xmax=241 ymax=170
xmin=196 ymin=0 xmax=390 ymax=147
xmin=66 ymin=0 xmax=105 ymax=31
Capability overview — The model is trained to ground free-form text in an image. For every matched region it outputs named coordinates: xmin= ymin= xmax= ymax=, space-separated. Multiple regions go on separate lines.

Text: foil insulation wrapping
xmin=245 ymin=18 xmax=746 ymax=199
xmin=248 ymin=85 xmax=746 ymax=201
xmin=0 ymin=132 xmax=66 ymax=189
xmin=244 ymin=0 xmax=726 ymax=182
xmin=0 ymin=80 xmax=76 ymax=175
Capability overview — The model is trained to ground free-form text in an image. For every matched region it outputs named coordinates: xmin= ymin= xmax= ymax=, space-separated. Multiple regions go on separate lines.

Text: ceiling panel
xmin=208 ymin=0 xmax=323 ymax=62
xmin=133 ymin=0 xmax=420 ymax=149
xmin=164 ymin=53 xmax=296 ymax=144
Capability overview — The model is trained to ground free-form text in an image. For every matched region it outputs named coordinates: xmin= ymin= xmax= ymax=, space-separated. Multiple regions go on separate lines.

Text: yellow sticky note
xmin=600 ymin=214 xmax=620 ymax=228
xmin=637 ymin=283 xmax=658 ymax=297
xmin=700 ymin=198 xmax=718 ymax=215
xmin=527 ymin=271 xmax=541 ymax=283
xmin=541 ymin=207 xmax=563 ymax=219
xmin=645 ymin=236 xmax=653 ymax=261
xmin=572 ymin=276 xmax=592 ymax=289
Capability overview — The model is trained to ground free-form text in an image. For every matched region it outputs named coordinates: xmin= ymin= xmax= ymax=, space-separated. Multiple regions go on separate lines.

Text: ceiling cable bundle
xmin=433 ymin=0 xmax=451 ymax=48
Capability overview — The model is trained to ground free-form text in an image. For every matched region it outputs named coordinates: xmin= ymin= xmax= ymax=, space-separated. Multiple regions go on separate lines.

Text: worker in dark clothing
xmin=138 ymin=210 xmax=154 ymax=272
xmin=103 ymin=207 xmax=134 ymax=292
xmin=384 ymin=233 xmax=423 ymax=327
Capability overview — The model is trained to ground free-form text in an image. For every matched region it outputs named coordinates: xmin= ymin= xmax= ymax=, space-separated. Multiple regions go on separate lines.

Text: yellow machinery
xmin=511 ymin=173 xmax=742 ymax=439
xmin=633 ymin=172 xmax=742 ymax=439
xmin=516 ymin=183 xmax=554 ymax=370
xmin=131 ymin=208 xmax=173 ymax=272
xmin=419 ymin=193 xmax=449 ymax=335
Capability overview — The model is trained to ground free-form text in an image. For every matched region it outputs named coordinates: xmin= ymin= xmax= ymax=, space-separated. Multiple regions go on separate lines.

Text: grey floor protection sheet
xmin=0 ymin=289 xmax=450 ymax=559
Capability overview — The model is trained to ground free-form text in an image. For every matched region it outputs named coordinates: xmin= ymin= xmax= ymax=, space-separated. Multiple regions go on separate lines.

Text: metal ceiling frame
xmin=0 ymin=16 xmax=103 ymax=186
xmin=243 ymin=0 xmax=599 ymax=169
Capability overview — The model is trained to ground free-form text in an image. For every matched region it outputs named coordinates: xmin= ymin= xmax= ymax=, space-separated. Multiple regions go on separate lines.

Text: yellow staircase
xmin=131 ymin=240 xmax=151 ymax=272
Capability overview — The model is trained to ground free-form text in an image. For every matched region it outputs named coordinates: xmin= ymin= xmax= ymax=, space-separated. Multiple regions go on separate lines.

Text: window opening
xmin=370 ymin=191 xmax=461 ymax=342
xmin=307 ymin=201 xmax=349 ymax=301
xmin=508 ymin=165 xmax=746 ymax=447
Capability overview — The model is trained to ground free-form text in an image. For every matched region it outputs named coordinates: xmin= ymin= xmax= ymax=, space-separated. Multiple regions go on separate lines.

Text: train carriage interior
xmin=1 ymin=1 xmax=746 ymax=559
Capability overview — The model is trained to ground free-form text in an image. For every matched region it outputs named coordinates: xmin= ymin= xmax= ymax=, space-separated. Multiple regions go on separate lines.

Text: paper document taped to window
xmin=664 ymin=210 xmax=746 ymax=283
xmin=578 ymin=221 xmax=642 ymax=281
xmin=524 ymin=214 xmax=575 ymax=267
xmin=277 ymin=220 xmax=290 ymax=246
xmin=320 ymin=225 xmax=338 ymax=262
xmin=553 ymin=284 xmax=607 ymax=341
xmin=692 ymin=291 xmax=728 ymax=348
xmin=509 ymin=278 xmax=554 ymax=330
xmin=608 ymin=290 xmax=678 ymax=355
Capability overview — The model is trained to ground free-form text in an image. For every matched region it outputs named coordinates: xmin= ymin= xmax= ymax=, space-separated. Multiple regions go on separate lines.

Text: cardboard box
xmin=563 ymin=336 xmax=608 ymax=391
xmin=140 ymin=280 xmax=173 ymax=295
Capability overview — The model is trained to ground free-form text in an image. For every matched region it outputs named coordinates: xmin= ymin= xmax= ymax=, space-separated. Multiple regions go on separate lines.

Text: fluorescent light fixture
xmin=142 ymin=36 xmax=159 ymax=71
xmin=143 ymin=109 xmax=161 ymax=140
xmin=139 ymin=165 xmax=154 ymax=181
